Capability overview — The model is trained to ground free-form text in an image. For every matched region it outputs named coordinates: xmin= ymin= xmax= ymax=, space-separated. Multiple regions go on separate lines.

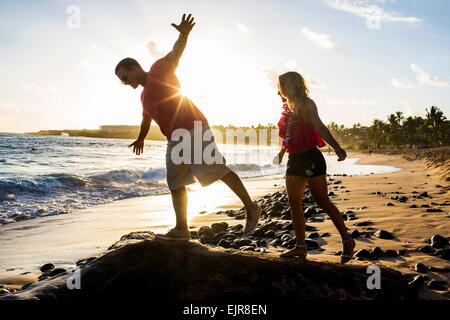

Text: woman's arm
xmin=273 ymin=146 xmax=286 ymax=164
xmin=305 ymin=100 xmax=347 ymax=161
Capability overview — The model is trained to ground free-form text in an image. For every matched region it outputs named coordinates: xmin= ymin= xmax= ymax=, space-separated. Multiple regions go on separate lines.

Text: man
xmin=115 ymin=14 xmax=261 ymax=240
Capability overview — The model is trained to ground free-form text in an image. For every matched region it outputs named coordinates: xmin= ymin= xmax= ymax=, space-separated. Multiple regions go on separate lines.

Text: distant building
xmin=100 ymin=125 xmax=140 ymax=134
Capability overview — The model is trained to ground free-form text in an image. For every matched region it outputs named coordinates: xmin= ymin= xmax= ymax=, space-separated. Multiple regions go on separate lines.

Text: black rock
xmin=398 ymin=196 xmax=408 ymax=202
xmin=436 ymin=248 xmax=450 ymax=260
xmin=304 ymin=206 xmax=317 ymax=218
xmin=0 ymin=289 xmax=9 ymax=295
xmin=280 ymin=234 xmax=292 ymax=242
xmin=426 ymin=208 xmax=443 ymax=212
xmin=420 ymin=204 xmax=430 ymax=208
xmin=431 ymin=241 xmax=446 ymax=249
xmin=370 ymin=247 xmax=383 ymax=259
xmin=408 ymin=275 xmax=424 ymax=289
xmin=386 ymin=202 xmax=394 ymax=207
xmin=305 ymin=239 xmax=319 ymax=249
xmin=198 ymin=226 xmax=214 ymax=238
xmin=256 ymin=239 xmax=268 ymax=247
xmin=40 ymin=263 xmax=55 ymax=273
xmin=414 ymin=263 xmax=427 ymax=273
xmin=240 ymin=246 xmax=255 ymax=251
xmin=383 ymin=249 xmax=399 ymax=257
xmin=354 ymin=249 xmax=370 ymax=258
xmin=350 ymin=230 xmax=360 ymax=238
xmin=431 ymin=234 xmax=449 ymax=246
xmin=320 ymin=232 xmax=331 ymax=237
xmin=230 ymin=224 xmax=243 ymax=231
xmin=328 ymin=192 xmax=336 ymax=196
xmin=427 ymin=280 xmax=447 ymax=291
xmin=409 ymin=204 xmax=418 ymax=208
xmin=253 ymin=228 xmax=265 ymax=237
xmin=270 ymin=238 xmax=281 ymax=246
xmin=199 ymin=235 xmax=211 ymax=244
xmin=419 ymin=192 xmax=428 ymax=197
xmin=263 ymin=230 xmax=275 ymax=238
xmin=354 ymin=221 xmax=373 ymax=227
xmin=218 ymin=239 xmax=231 ymax=248
xmin=190 ymin=231 xmax=199 ymax=239
xmin=417 ymin=245 xmax=435 ymax=254
xmin=307 ymin=232 xmax=320 ymax=239
xmin=374 ymin=230 xmax=395 ymax=239
xmin=211 ymin=223 xmax=225 ymax=234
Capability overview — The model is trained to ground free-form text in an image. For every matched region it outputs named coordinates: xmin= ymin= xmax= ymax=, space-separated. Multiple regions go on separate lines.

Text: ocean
xmin=0 ymin=133 xmax=400 ymax=225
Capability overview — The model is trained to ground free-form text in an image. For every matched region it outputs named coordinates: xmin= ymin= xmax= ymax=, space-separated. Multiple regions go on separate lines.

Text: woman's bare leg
xmin=281 ymin=175 xmax=307 ymax=257
xmin=306 ymin=175 xmax=353 ymax=256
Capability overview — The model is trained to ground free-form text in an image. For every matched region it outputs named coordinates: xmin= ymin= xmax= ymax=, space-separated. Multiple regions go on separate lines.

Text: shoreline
xmin=1 ymin=151 xmax=449 ymax=299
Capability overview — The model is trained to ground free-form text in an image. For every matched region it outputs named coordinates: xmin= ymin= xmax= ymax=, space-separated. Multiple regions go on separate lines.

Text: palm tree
xmin=426 ymin=106 xmax=447 ymax=145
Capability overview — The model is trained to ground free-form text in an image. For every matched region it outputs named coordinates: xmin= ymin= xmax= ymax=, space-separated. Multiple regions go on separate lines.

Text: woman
xmin=274 ymin=71 xmax=355 ymax=263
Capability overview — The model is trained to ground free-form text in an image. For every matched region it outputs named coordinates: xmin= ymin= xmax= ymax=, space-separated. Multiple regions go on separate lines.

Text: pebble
xmin=304 ymin=239 xmax=319 ymax=249
xmin=307 ymin=232 xmax=320 ymax=239
xmin=354 ymin=249 xmax=370 ymax=258
xmin=383 ymin=249 xmax=399 ymax=257
xmin=385 ymin=202 xmax=395 ymax=207
xmin=350 ymin=230 xmax=360 ymax=238
xmin=414 ymin=263 xmax=428 ymax=273
xmin=431 ymin=234 xmax=449 ymax=246
xmin=417 ymin=245 xmax=435 ymax=254
xmin=426 ymin=208 xmax=443 ymax=212
xmin=374 ymin=230 xmax=395 ymax=239
xmin=370 ymin=247 xmax=383 ymax=259
xmin=218 ymin=239 xmax=231 ymax=248
xmin=40 ymin=263 xmax=54 ymax=273
xmin=198 ymin=226 xmax=214 ymax=238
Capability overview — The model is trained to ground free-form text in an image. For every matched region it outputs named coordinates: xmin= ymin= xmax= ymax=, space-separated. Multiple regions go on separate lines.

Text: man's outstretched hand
xmin=129 ymin=139 xmax=144 ymax=155
xmin=171 ymin=13 xmax=195 ymax=36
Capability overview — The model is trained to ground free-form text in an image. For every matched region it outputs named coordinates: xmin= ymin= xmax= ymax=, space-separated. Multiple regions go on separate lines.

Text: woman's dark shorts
xmin=286 ymin=147 xmax=327 ymax=178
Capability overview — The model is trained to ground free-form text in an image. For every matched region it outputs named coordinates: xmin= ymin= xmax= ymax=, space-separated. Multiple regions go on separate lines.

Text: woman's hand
xmin=335 ymin=147 xmax=347 ymax=161
xmin=273 ymin=152 xmax=284 ymax=165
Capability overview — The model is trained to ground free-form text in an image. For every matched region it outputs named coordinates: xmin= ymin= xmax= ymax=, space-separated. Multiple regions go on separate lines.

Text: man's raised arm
xmin=168 ymin=13 xmax=195 ymax=69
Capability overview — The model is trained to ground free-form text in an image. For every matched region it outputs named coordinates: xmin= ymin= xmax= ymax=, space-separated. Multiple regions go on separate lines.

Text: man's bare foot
xmin=243 ymin=202 xmax=262 ymax=235
xmin=280 ymin=245 xmax=307 ymax=259
xmin=155 ymin=228 xmax=191 ymax=241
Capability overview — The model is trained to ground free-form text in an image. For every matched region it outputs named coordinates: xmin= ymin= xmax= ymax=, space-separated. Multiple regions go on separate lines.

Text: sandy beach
xmin=1 ymin=151 xmax=449 ymax=299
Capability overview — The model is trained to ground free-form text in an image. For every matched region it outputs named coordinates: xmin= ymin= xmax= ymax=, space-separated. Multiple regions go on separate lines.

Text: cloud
xmin=410 ymin=64 xmax=450 ymax=87
xmin=237 ymin=22 xmax=252 ymax=36
xmin=326 ymin=0 xmax=422 ymax=23
xmin=391 ymin=78 xmax=415 ymax=89
xmin=146 ymin=39 xmax=164 ymax=58
xmin=285 ymin=60 xmax=327 ymax=89
xmin=300 ymin=27 xmax=339 ymax=51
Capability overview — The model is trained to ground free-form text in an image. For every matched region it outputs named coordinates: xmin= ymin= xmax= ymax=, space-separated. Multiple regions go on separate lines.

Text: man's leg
xmin=220 ymin=170 xmax=261 ymax=234
xmin=171 ymin=186 xmax=188 ymax=231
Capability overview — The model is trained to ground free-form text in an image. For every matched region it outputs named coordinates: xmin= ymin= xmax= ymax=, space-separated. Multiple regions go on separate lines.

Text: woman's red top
xmin=277 ymin=103 xmax=325 ymax=152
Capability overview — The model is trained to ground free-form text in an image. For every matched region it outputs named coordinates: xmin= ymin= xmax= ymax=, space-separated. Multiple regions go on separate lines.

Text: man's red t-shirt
xmin=141 ymin=54 xmax=209 ymax=141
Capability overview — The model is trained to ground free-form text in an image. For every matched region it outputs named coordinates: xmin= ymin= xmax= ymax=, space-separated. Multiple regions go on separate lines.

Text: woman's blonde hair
xmin=278 ymin=71 xmax=310 ymax=123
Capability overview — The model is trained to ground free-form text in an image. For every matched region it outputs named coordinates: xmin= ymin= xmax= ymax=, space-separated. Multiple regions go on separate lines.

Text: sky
xmin=0 ymin=0 xmax=449 ymax=133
